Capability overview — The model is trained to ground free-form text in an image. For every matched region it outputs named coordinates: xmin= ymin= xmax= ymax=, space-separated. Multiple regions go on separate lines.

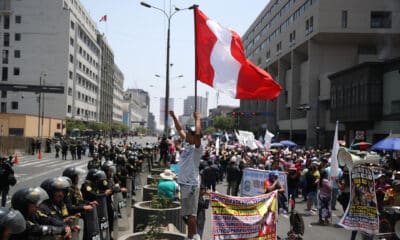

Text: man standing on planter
xmin=169 ymin=111 xmax=202 ymax=240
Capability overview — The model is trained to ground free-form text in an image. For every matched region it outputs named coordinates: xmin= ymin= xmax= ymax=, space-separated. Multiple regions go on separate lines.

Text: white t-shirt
xmin=177 ymin=143 xmax=202 ymax=186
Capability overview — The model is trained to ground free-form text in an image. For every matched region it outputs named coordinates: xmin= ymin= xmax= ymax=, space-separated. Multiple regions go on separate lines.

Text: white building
xmin=160 ymin=97 xmax=174 ymax=128
xmin=125 ymin=89 xmax=150 ymax=129
xmin=112 ymin=64 xmax=124 ymax=124
xmin=0 ymin=0 xmax=102 ymax=136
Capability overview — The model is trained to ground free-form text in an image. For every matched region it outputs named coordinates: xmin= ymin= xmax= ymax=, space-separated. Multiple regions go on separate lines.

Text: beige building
xmin=0 ymin=114 xmax=64 ymax=137
xmin=240 ymin=0 xmax=400 ymax=146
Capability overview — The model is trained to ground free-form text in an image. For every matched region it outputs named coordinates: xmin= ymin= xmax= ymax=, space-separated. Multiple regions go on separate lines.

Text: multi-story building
xmin=0 ymin=0 xmax=101 ymax=137
xmin=125 ymin=89 xmax=150 ymax=129
xmin=183 ymin=96 xmax=208 ymax=117
xmin=97 ymin=34 xmax=114 ymax=124
xmin=240 ymin=0 xmax=400 ymax=146
xmin=112 ymin=64 xmax=124 ymax=124
xmin=147 ymin=112 xmax=156 ymax=134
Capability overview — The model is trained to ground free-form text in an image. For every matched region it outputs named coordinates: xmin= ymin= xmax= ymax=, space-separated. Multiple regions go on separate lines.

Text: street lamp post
xmin=140 ymin=1 xmax=195 ymax=136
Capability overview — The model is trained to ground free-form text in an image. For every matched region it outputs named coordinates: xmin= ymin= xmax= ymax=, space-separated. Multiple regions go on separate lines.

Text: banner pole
xmin=193 ymin=6 xmax=198 ymax=113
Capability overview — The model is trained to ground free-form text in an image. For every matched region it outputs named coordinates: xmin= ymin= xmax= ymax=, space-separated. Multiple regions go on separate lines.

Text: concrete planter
xmin=150 ymin=168 xmax=164 ymax=175
xmin=118 ymin=231 xmax=186 ymax=240
xmin=146 ymin=174 xmax=160 ymax=185
xmin=142 ymin=185 xmax=158 ymax=202
xmin=133 ymin=201 xmax=185 ymax=234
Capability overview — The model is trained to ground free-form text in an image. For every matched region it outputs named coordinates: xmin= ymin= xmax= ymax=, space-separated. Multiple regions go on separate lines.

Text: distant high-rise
xmin=183 ymin=96 xmax=208 ymax=117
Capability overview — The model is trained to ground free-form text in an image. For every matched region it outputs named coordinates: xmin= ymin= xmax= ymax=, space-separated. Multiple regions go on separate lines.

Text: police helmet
xmin=62 ymin=167 xmax=85 ymax=184
xmin=101 ymin=161 xmax=116 ymax=174
xmin=40 ymin=177 xmax=71 ymax=197
xmin=0 ymin=207 xmax=26 ymax=234
xmin=11 ymin=187 xmax=48 ymax=217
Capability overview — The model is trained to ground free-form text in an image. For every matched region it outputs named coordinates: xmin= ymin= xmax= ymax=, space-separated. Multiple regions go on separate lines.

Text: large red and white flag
xmin=99 ymin=15 xmax=107 ymax=22
xmin=195 ymin=8 xmax=282 ymax=100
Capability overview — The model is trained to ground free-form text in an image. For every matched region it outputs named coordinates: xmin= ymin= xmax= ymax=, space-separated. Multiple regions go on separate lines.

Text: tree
xmin=205 ymin=126 xmax=216 ymax=134
xmin=212 ymin=116 xmax=235 ymax=132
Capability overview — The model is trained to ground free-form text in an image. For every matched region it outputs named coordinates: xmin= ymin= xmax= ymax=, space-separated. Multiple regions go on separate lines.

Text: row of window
xmin=77 ymin=74 xmax=98 ymax=93
xmin=2 ymin=49 xmax=20 ymax=64
xmin=0 ymin=101 xmax=18 ymax=113
xmin=246 ymin=0 xmax=316 ymax=55
xmin=78 ymin=45 xmax=99 ymax=68
xmin=78 ymin=26 xmax=100 ymax=57
xmin=1 ymin=67 xmax=20 ymax=81
xmin=3 ymin=32 xmax=21 ymax=47
xmin=66 ymin=104 xmax=97 ymax=119
xmin=1 ymin=15 xmax=22 ymax=30
xmin=64 ymin=0 xmax=97 ymax=35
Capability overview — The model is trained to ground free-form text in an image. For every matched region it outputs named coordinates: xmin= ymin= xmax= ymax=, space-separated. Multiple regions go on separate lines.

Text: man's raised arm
xmin=169 ymin=110 xmax=186 ymax=140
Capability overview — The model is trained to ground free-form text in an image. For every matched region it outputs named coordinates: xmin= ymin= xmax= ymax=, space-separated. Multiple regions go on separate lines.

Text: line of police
xmin=0 ymin=141 xmax=158 ymax=240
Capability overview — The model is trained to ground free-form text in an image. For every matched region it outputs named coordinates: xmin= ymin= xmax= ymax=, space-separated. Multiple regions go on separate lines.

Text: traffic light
xmin=240 ymin=112 xmax=245 ymax=116
xmin=252 ymin=112 xmax=256 ymax=116
xmin=231 ymin=111 xmax=236 ymax=117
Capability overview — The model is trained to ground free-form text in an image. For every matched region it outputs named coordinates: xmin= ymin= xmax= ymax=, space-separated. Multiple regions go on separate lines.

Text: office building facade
xmin=240 ymin=0 xmax=400 ymax=146
xmin=112 ymin=63 xmax=124 ymax=124
xmin=0 ymin=0 xmax=102 ymax=136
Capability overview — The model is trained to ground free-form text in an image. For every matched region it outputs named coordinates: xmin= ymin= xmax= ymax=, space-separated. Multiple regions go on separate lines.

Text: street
xmin=6 ymin=136 xmax=359 ymax=240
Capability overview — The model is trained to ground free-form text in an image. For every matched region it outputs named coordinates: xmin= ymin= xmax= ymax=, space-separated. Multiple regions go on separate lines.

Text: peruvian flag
xmin=99 ymin=15 xmax=107 ymax=22
xmin=195 ymin=8 xmax=282 ymax=100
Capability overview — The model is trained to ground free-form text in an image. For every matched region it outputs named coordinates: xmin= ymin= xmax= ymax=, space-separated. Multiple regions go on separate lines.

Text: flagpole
xmin=193 ymin=6 xmax=198 ymax=113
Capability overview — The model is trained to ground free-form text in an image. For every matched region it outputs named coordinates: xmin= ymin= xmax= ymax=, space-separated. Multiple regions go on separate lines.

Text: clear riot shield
xmin=71 ymin=218 xmax=84 ymax=240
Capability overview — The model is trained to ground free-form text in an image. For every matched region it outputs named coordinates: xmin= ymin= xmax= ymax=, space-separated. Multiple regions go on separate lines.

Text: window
xmin=70 ymin=21 xmax=74 ymax=30
xmin=67 ymin=105 xmax=71 ymax=113
xmin=289 ymin=31 xmax=296 ymax=43
xmin=3 ymin=15 xmax=9 ymax=29
xmin=15 ymin=33 xmax=21 ymax=41
xmin=15 ymin=16 xmax=21 ymax=24
xmin=1 ymin=91 xmax=6 ymax=98
xmin=341 ymin=10 xmax=348 ymax=28
xmin=1 ymin=102 xmax=6 ymax=113
xmin=3 ymin=33 xmax=9 ymax=47
xmin=11 ymin=101 xmax=18 ymax=110
xmin=306 ymin=16 xmax=314 ymax=34
xmin=2 ymin=67 xmax=7 ymax=81
xmin=69 ymin=71 xmax=73 ymax=79
xmin=2 ymin=49 xmax=8 ymax=64
xmin=13 ymin=68 xmax=20 ymax=76
xmin=14 ymin=50 xmax=20 ymax=58
xmin=371 ymin=11 xmax=392 ymax=28
xmin=68 ymin=87 xmax=72 ymax=96
xmin=309 ymin=16 xmax=314 ymax=33
xmin=266 ymin=50 xmax=271 ymax=60
xmin=69 ymin=54 xmax=73 ymax=63
xmin=77 ymin=108 xmax=80 ymax=115
xmin=70 ymin=37 xmax=74 ymax=46
xmin=276 ymin=42 xmax=282 ymax=52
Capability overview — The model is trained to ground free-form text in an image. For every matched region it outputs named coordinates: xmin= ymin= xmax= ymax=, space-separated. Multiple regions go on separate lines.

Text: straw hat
xmin=160 ymin=169 xmax=176 ymax=180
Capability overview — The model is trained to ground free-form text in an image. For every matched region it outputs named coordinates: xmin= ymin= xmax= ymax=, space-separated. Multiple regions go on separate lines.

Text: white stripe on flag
xmin=206 ymin=20 xmax=240 ymax=98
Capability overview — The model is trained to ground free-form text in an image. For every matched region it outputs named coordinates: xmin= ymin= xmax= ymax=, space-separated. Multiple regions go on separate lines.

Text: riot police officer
xmin=87 ymin=153 xmax=101 ymax=170
xmin=10 ymin=187 xmax=72 ymax=240
xmin=62 ymin=167 xmax=97 ymax=215
xmin=0 ymin=207 xmax=26 ymax=239
xmin=39 ymin=177 xmax=80 ymax=232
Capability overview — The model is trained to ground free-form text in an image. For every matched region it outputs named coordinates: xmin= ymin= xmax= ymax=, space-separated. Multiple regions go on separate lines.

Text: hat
xmin=160 ymin=169 xmax=176 ymax=180
xmin=270 ymin=170 xmax=279 ymax=177
xmin=230 ymin=156 xmax=237 ymax=163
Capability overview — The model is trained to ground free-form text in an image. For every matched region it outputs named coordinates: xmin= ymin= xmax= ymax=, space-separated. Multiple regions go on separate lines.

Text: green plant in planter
xmin=136 ymin=214 xmax=167 ymax=240
xmin=150 ymin=194 xmax=174 ymax=209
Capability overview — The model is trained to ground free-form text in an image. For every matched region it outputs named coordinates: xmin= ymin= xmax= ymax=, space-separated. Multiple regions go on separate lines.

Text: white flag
xmin=264 ymin=129 xmax=274 ymax=150
xmin=216 ymin=137 xmax=220 ymax=156
xmin=331 ymin=121 xmax=340 ymax=179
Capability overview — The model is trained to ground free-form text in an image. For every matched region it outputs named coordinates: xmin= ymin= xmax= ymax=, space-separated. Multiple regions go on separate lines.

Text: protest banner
xmin=240 ymin=168 xmax=288 ymax=200
xmin=338 ymin=165 xmax=379 ymax=235
xmin=211 ymin=191 xmax=278 ymax=240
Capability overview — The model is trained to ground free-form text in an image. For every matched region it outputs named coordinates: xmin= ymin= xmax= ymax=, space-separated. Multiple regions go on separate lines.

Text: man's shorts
xmin=180 ymin=184 xmax=199 ymax=217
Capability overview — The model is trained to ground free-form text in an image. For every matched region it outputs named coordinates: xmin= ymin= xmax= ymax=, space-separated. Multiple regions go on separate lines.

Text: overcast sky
xmin=80 ymin=0 xmax=269 ymax=127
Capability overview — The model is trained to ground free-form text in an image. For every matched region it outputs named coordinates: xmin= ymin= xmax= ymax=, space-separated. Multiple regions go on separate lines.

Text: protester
xmin=197 ymin=185 xmax=210 ymax=240
xmin=157 ymin=169 xmax=179 ymax=200
xmin=226 ymin=157 xmax=241 ymax=196
xmin=318 ymin=171 xmax=332 ymax=225
xmin=169 ymin=110 xmax=202 ymax=240
xmin=201 ymin=160 xmax=218 ymax=192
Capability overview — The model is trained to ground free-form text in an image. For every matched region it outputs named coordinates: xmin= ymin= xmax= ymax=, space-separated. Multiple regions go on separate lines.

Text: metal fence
xmin=0 ymin=136 xmax=32 ymax=156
